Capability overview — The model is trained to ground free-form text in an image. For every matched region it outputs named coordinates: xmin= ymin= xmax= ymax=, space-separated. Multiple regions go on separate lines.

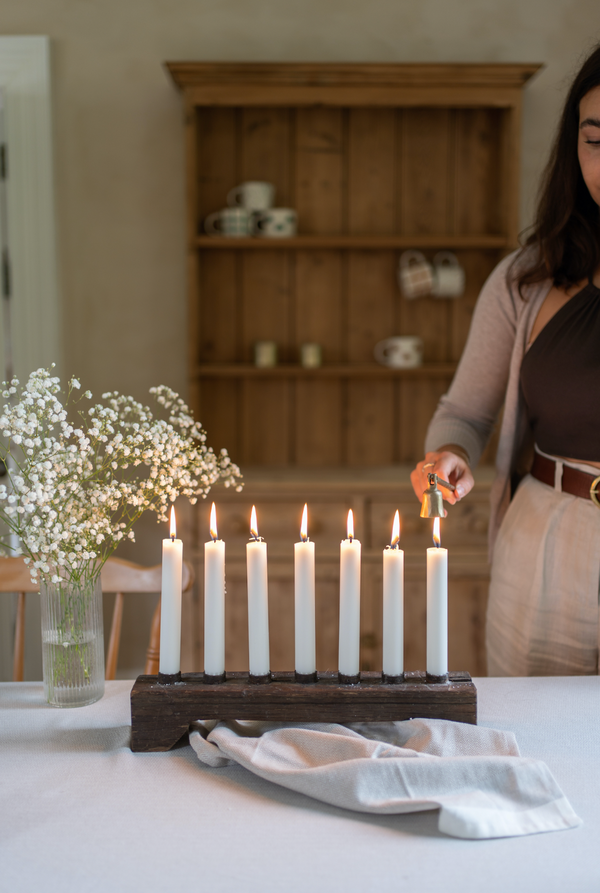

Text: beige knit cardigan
xmin=424 ymin=250 xmax=551 ymax=557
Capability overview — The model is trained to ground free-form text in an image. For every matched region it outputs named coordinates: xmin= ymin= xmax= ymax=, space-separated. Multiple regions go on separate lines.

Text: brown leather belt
xmin=531 ymin=452 xmax=600 ymax=507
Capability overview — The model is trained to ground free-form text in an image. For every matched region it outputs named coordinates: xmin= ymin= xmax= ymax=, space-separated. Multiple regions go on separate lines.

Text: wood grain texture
xmin=167 ymin=62 xmax=541 ymax=91
xmin=295 ymin=108 xmax=344 ymax=234
xmin=348 ymin=108 xmax=396 ymax=234
xmin=130 ymin=670 xmax=477 ymax=751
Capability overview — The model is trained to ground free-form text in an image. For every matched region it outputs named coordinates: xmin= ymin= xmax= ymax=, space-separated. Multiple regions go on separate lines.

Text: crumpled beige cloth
xmin=189 ymin=718 xmax=581 ymax=840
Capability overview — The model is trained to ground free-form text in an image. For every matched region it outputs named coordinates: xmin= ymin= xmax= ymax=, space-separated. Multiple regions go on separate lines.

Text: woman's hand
xmin=410 ymin=445 xmax=475 ymax=507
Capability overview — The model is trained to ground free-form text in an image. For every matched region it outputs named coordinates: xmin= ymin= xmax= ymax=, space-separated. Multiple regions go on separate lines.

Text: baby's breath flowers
xmin=0 ymin=368 xmax=242 ymax=585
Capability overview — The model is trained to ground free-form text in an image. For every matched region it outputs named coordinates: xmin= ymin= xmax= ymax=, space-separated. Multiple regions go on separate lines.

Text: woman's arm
xmin=411 ymin=253 xmax=521 ymax=503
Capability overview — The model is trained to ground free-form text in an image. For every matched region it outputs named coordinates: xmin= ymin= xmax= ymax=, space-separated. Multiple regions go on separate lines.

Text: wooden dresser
xmin=167 ymin=62 xmax=538 ymax=677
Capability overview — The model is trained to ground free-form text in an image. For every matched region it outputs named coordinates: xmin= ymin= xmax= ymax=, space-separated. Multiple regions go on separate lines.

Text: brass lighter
xmin=420 ymin=472 xmax=456 ymax=519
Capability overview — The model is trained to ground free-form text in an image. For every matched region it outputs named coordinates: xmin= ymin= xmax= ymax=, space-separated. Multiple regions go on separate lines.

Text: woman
xmin=410 ymin=44 xmax=600 ymax=676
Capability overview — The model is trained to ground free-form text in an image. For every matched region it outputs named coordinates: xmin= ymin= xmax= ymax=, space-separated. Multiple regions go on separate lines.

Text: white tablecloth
xmin=1 ymin=677 xmax=599 ymax=893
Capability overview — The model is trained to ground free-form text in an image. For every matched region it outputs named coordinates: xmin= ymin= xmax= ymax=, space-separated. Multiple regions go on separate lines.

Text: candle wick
xmin=171 ymin=534 xmax=175 ymax=542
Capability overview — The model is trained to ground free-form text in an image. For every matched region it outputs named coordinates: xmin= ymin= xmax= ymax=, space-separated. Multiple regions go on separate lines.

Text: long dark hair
xmin=515 ymin=43 xmax=600 ymax=292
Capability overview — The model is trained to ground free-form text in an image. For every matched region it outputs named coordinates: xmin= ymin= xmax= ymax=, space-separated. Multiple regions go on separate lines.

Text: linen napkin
xmin=189 ymin=718 xmax=581 ymax=840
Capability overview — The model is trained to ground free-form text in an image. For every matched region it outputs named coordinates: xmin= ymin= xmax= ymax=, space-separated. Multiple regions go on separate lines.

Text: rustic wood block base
xmin=130 ymin=670 xmax=477 ymax=752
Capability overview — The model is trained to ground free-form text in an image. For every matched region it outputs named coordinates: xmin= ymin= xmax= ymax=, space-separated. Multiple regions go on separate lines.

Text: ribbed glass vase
xmin=40 ymin=575 xmax=105 ymax=707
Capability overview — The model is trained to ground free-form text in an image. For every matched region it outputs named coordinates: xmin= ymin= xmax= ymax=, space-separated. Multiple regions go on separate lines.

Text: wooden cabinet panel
xmin=401 ymin=108 xmax=454 ymax=235
xmin=198 ymin=379 xmax=241 ymax=459
xmin=347 ymin=251 xmax=396 ymax=361
xmin=347 ymin=380 xmax=395 ymax=467
xmin=455 ymin=108 xmax=504 ymax=236
xmin=241 ymin=380 xmax=291 ymax=466
xmin=196 ymin=107 xmax=237 ymax=223
xmin=348 ymin=108 xmax=396 ymax=234
xmin=242 ymin=251 xmax=291 ymax=360
xmin=295 ymin=108 xmax=344 ymax=234
xmin=198 ymin=250 xmax=239 ymax=364
xmin=294 ymin=250 xmax=344 ymax=361
xmin=295 ymin=379 xmax=343 ymax=467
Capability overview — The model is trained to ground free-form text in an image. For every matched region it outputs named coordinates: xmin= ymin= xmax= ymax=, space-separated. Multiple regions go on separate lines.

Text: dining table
xmin=1 ymin=675 xmax=599 ymax=893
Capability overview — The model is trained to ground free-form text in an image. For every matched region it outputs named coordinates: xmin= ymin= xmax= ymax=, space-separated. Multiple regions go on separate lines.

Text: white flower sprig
xmin=0 ymin=368 xmax=242 ymax=585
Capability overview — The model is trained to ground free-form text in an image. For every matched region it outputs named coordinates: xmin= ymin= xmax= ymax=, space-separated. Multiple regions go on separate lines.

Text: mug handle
xmin=251 ymin=213 xmax=267 ymax=235
xmin=227 ymin=186 xmax=243 ymax=207
xmin=374 ymin=339 xmax=391 ymax=365
xmin=204 ymin=212 xmax=221 ymax=234
xmin=433 ymin=251 xmax=459 ymax=268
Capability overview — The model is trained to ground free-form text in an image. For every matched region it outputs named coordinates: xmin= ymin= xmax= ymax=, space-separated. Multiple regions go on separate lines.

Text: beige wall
xmin=2 ymin=0 xmax=600 ymax=677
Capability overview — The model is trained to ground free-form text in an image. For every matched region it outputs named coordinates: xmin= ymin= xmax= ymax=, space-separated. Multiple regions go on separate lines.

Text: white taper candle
xmin=159 ymin=506 xmax=183 ymax=676
xmin=294 ymin=504 xmax=316 ymax=676
xmin=204 ymin=502 xmax=225 ymax=678
xmin=339 ymin=509 xmax=361 ymax=678
xmin=246 ymin=506 xmax=270 ymax=677
xmin=427 ymin=516 xmax=448 ymax=678
xmin=383 ymin=510 xmax=404 ymax=678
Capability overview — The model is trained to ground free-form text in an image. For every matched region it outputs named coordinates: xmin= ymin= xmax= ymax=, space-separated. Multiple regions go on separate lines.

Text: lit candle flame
xmin=347 ymin=509 xmax=354 ymax=542
xmin=170 ymin=505 xmax=177 ymax=541
xmin=391 ymin=510 xmax=400 ymax=548
xmin=250 ymin=505 xmax=259 ymax=540
xmin=300 ymin=504 xmax=308 ymax=542
xmin=433 ymin=516 xmax=441 ymax=548
xmin=210 ymin=502 xmax=218 ymax=541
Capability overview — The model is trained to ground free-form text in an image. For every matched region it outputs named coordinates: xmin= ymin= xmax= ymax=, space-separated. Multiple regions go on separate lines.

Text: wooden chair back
xmin=0 ymin=556 xmax=195 ymax=681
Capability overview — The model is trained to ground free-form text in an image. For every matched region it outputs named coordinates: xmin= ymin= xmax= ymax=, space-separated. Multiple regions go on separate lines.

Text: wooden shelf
xmin=193 ymin=363 xmax=458 ymax=379
xmin=195 ymin=234 xmax=510 ymax=251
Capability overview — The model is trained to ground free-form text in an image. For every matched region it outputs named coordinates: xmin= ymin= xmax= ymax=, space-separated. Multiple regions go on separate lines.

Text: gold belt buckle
xmin=591 ymin=475 xmax=600 ymax=508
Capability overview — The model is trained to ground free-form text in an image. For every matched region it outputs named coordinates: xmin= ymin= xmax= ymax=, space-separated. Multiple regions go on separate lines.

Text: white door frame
xmin=0 ymin=36 xmax=58 ymax=681
xmin=0 ymin=35 xmax=61 ymax=387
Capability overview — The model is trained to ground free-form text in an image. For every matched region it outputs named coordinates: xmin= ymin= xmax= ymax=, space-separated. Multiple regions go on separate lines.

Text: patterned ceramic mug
xmin=398 ymin=250 xmax=435 ymax=299
xmin=432 ymin=252 xmax=465 ymax=298
xmin=252 ymin=208 xmax=298 ymax=238
xmin=204 ymin=207 xmax=252 ymax=237
xmin=374 ymin=336 xmax=423 ymax=369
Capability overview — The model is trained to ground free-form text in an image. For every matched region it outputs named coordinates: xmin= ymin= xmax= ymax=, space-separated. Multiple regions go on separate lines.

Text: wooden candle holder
xmin=130 ymin=670 xmax=477 ymax=752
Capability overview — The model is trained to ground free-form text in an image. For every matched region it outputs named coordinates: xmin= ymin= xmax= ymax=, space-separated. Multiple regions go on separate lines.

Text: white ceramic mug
xmin=300 ymin=343 xmax=322 ymax=369
xmin=398 ymin=250 xmax=435 ymax=299
xmin=374 ymin=336 xmax=423 ymax=369
xmin=252 ymin=208 xmax=298 ymax=238
xmin=204 ymin=207 xmax=252 ymax=237
xmin=254 ymin=340 xmax=278 ymax=368
xmin=432 ymin=251 xmax=465 ymax=298
xmin=227 ymin=181 xmax=275 ymax=211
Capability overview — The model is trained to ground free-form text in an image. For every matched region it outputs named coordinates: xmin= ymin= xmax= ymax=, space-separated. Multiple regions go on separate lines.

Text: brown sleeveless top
xmin=520 ymin=281 xmax=600 ymax=462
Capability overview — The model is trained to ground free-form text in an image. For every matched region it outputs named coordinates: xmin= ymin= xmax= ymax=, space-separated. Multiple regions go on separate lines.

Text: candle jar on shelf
xmin=40 ymin=575 xmax=105 ymax=708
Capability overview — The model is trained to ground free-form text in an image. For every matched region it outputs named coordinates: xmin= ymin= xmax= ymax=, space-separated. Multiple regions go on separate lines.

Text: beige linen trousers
xmin=487 ymin=459 xmax=600 ymax=676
